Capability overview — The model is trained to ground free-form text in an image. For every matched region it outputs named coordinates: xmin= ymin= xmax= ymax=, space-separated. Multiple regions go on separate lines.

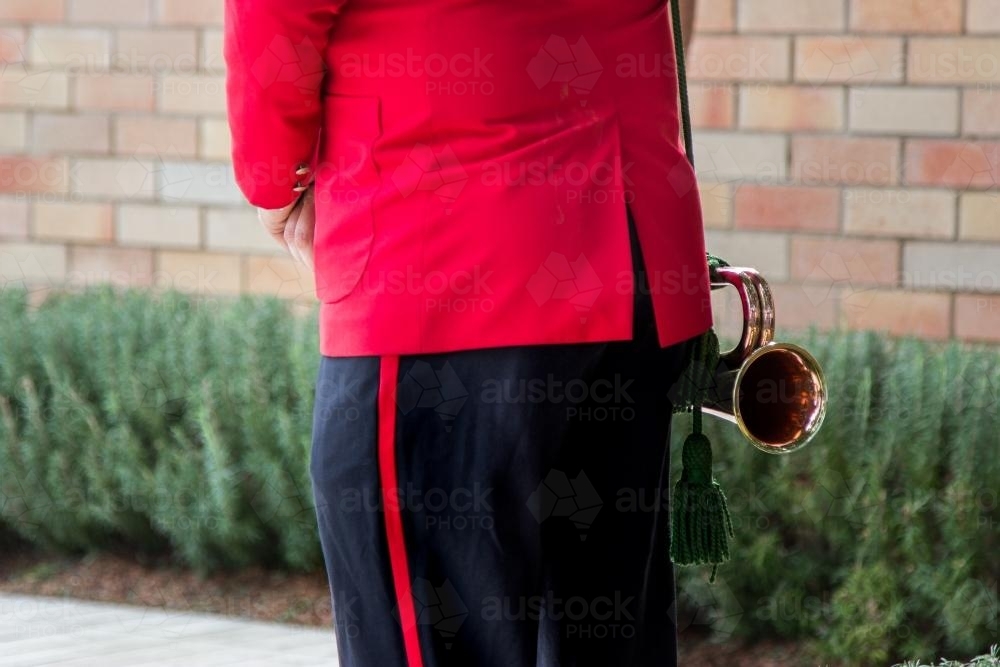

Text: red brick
xmin=201 ymin=30 xmax=224 ymax=73
xmin=908 ymin=38 xmax=1000 ymax=85
xmin=68 ymin=246 xmax=154 ymax=288
xmin=704 ymin=230 xmax=790 ymax=280
xmin=0 ymin=0 xmax=64 ymax=21
xmin=199 ymin=118 xmax=231 ymax=160
xmin=689 ymin=83 xmax=734 ymax=130
xmin=964 ymin=89 xmax=1000 ymax=136
xmin=903 ymin=241 xmax=1000 ymax=294
xmin=967 ymin=0 xmax=1000 ymax=34
xmin=693 ymin=132 xmax=789 ymax=182
xmin=0 ymin=157 xmax=68 ymax=194
xmin=29 ymin=28 xmax=111 ymax=68
xmin=959 ymin=193 xmax=1000 ymax=241
xmin=841 ymin=289 xmax=951 ymax=340
xmin=32 ymin=114 xmax=110 ymax=154
xmin=34 ymin=201 xmax=114 ymax=242
xmin=734 ymin=186 xmax=841 ymax=233
xmin=739 ymin=0 xmax=846 ymax=32
xmin=114 ymin=116 xmax=198 ymax=158
xmin=0 ymin=242 xmax=67 ymax=284
xmin=791 ymin=236 xmax=899 ymax=285
xmin=158 ymin=74 xmax=226 ymax=114
xmin=206 ymin=208 xmax=277 ymax=253
xmin=850 ymin=0 xmax=962 ymax=33
xmin=0 ymin=68 xmax=69 ymax=109
xmin=157 ymin=0 xmax=224 ymax=26
xmin=156 ymin=251 xmax=241 ymax=294
xmin=740 ymin=85 xmax=844 ymax=131
xmin=0 ymin=198 xmax=28 ymax=239
xmin=69 ymin=158 xmax=156 ymax=200
xmin=769 ymin=282 xmax=837 ymax=332
xmin=244 ymin=255 xmax=316 ymax=302
xmin=0 ymin=111 xmax=26 ymax=151
xmin=794 ymin=36 xmax=903 ymax=84
xmin=955 ymin=294 xmax=1000 ymax=343
xmin=114 ymin=29 xmax=199 ymax=73
xmin=687 ymin=37 xmax=791 ymax=82
xmin=844 ymin=188 xmax=955 ymax=238
xmin=117 ymin=203 xmax=200 ymax=247
xmin=905 ymin=140 xmax=1000 ymax=190
xmin=696 ymin=0 xmax=734 ymax=32
xmin=849 ymin=88 xmax=959 ymax=136
xmin=69 ymin=0 xmax=152 ymax=24
xmin=74 ymin=74 xmax=155 ymax=112
xmin=699 ymin=181 xmax=734 ymax=229
xmin=792 ymin=137 xmax=900 ymax=187
xmin=0 ymin=27 xmax=26 ymax=65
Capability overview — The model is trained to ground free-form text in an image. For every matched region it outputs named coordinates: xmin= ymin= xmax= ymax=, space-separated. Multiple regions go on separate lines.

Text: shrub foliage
xmin=0 ymin=288 xmax=996 ymax=664
xmin=687 ymin=325 xmax=999 ymax=664
xmin=0 ymin=289 xmax=319 ymax=571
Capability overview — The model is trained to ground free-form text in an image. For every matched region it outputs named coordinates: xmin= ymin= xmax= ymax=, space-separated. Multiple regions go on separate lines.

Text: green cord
xmin=666 ymin=0 xmax=737 ymax=578
xmin=669 ymin=0 xmax=694 ymax=166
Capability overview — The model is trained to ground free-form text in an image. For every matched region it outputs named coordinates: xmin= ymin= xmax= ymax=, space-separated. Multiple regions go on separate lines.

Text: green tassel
xmin=670 ymin=320 xmax=733 ymax=582
xmin=670 ymin=429 xmax=734 ymax=582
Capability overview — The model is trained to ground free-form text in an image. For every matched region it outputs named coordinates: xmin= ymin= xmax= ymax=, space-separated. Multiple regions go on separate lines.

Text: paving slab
xmin=0 ymin=594 xmax=339 ymax=667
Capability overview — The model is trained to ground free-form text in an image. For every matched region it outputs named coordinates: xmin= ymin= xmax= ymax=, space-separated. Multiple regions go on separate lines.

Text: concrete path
xmin=0 ymin=594 xmax=339 ymax=666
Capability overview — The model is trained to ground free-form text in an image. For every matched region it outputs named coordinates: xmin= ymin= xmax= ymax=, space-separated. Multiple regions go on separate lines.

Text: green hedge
xmin=0 ymin=288 xmax=997 ymax=665
xmin=0 ymin=288 xmax=319 ymax=571
xmin=685 ymin=321 xmax=999 ymax=664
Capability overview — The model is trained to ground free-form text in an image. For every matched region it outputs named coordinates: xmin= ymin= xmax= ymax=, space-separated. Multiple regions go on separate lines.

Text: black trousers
xmin=310 ymin=224 xmax=696 ymax=667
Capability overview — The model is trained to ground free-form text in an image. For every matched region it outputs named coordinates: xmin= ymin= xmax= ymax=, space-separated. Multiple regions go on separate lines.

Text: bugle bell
xmin=703 ymin=266 xmax=827 ymax=454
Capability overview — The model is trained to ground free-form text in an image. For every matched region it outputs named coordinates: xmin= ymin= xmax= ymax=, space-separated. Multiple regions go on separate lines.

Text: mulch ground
xmin=0 ymin=543 xmax=818 ymax=666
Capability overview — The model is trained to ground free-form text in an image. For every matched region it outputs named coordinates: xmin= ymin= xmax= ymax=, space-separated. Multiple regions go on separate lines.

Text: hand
xmin=257 ymin=186 xmax=316 ymax=270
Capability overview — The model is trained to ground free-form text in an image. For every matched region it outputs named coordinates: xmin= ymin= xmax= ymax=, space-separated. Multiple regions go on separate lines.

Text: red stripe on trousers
xmin=378 ymin=355 xmax=425 ymax=667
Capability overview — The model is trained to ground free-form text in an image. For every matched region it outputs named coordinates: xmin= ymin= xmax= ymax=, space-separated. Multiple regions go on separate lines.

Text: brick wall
xmin=0 ymin=0 xmax=304 ymax=309
xmin=691 ymin=0 xmax=1000 ymax=343
xmin=0 ymin=0 xmax=998 ymax=342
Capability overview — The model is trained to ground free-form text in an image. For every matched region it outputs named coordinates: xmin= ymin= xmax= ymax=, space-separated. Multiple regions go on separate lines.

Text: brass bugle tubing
xmin=707 ymin=267 xmax=827 ymax=454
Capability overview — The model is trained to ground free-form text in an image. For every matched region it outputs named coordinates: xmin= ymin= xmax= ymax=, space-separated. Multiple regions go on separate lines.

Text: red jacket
xmin=225 ymin=0 xmax=713 ymax=357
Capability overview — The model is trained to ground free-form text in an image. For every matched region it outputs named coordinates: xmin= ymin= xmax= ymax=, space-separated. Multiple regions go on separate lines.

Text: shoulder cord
xmin=666 ymin=0 xmax=735 ymax=583
xmin=669 ymin=0 xmax=695 ymax=167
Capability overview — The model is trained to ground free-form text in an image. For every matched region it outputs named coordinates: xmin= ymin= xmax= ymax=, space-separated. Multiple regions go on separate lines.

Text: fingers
xmin=288 ymin=188 xmax=316 ymax=270
xmin=261 ymin=214 xmax=288 ymax=249
xmin=257 ymin=198 xmax=299 ymax=252
xmin=283 ymin=202 xmax=302 ymax=265
xmin=297 ymin=188 xmax=316 ymax=270
xmin=256 ymin=187 xmax=314 ymax=268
